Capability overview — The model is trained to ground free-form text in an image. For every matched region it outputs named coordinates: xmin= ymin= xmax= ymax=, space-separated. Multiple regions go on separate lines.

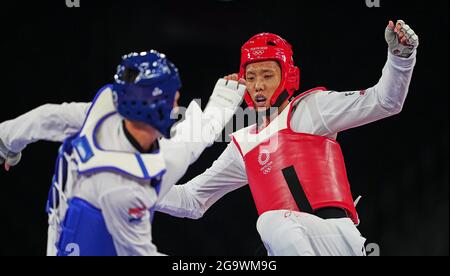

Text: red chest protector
xmin=232 ymin=88 xmax=359 ymax=225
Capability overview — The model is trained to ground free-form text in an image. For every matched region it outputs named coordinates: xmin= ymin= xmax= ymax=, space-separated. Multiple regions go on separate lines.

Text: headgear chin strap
xmin=239 ymin=33 xmax=300 ymax=109
xmin=112 ymin=50 xmax=182 ymax=138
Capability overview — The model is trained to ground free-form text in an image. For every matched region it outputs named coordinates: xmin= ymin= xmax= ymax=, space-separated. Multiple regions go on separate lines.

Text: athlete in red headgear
xmin=157 ymin=20 xmax=419 ymax=256
xmin=239 ymin=33 xmax=300 ymax=109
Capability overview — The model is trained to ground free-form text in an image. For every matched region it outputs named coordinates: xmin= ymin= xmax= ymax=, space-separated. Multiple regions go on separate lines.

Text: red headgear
xmin=239 ymin=33 xmax=300 ymax=109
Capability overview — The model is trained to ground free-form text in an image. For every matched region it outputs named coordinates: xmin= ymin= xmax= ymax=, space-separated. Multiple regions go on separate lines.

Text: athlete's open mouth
xmin=255 ymin=95 xmax=267 ymax=108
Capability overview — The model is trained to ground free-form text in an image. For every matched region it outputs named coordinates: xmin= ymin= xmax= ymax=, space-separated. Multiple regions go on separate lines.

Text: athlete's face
xmin=245 ymin=61 xmax=282 ymax=111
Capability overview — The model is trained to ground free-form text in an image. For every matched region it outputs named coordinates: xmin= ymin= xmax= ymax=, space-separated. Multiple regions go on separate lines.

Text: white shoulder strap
xmin=72 ymin=87 xmax=167 ymax=180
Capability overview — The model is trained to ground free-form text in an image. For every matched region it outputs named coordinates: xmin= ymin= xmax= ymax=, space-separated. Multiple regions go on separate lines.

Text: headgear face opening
xmin=239 ymin=33 xmax=300 ymax=109
xmin=113 ymin=50 xmax=181 ymax=138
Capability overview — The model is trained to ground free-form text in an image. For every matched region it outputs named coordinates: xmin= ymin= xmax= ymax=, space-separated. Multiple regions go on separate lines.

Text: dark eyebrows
xmin=246 ymin=68 xmax=276 ymax=75
xmin=261 ymin=69 xmax=275 ymax=74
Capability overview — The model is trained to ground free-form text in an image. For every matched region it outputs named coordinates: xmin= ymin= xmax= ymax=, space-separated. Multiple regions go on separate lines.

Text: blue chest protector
xmin=57 ymin=198 xmax=118 ymax=256
xmin=47 ymin=86 xmax=167 ymax=256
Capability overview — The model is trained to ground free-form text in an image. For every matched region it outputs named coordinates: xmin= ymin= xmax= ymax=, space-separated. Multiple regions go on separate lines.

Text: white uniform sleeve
xmin=155 ymin=142 xmax=248 ymax=219
xmin=98 ymin=180 xmax=162 ymax=256
xmin=0 ymin=102 xmax=90 ymax=152
xmin=169 ymin=100 xmax=226 ymax=166
xmin=293 ymin=51 xmax=417 ymax=135
xmin=155 ymin=101 xmax=236 ymax=198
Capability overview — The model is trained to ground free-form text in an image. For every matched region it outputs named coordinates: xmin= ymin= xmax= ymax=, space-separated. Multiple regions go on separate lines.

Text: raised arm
xmin=169 ymin=79 xmax=246 ymax=165
xmin=294 ymin=20 xmax=419 ymax=135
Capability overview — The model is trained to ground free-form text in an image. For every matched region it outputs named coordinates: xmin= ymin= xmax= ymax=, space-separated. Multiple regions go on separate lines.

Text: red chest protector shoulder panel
xmin=232 ymin=88 xmax=359 ymax=224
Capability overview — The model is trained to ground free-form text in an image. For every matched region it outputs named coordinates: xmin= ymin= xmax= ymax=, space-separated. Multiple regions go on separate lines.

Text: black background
xmin=0 ymin=0 xmax=448 ymax=256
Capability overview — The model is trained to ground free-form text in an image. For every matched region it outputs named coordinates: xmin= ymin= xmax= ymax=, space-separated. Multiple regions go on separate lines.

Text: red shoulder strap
xmin=287 ymin=87 xmax=328 ymax=132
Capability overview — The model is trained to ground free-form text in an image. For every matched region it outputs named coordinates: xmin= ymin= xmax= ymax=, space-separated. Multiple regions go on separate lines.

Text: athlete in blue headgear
xmin=0 ymin=50 xmax=245 ymax=256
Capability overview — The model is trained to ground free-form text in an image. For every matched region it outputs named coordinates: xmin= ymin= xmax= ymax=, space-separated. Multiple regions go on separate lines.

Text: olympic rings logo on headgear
xmin=252 ymin=50 xmax=266 ymax=56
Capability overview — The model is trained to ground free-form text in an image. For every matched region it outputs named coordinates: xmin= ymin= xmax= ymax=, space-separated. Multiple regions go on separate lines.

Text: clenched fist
xmin=385 ymin=20 xmax=419 ymax=58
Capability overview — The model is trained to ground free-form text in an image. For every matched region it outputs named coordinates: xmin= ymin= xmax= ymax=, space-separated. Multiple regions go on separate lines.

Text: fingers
xmin=395 ymin=20 xmax=404 ymax=32
xmin=1 ymin=159 xmax=11 ymax=172
xmin=225 ymin=80 xmax=240 ymax=90
xmin=220 ymin=73 xmax=246 ymax=90
xmin=394 ymin=20 xmax=418 ymax=46
xmin=395 ymin=21 xmax=405 ymax=42
xmin=222 ymin=73 xmax=246 ymax=86
xmin=401 ymin=23 xmax=419 ymax=46
xmin=217 ymin=78 xmax=242 ymax=90
xmin=385 ymin=24 xmax=397 ymax=44
xmin=223 ymin=73 xmax=239 ymax=81
xmin=395 ymin=20 xmax=406 ymax=36
xmin=0 ymin=157 xmax=8 ymax=171
xmin=400 ymin=34 xmax=408 ymax=44
xmin=387 ymin=20 xmax=395 ymax=30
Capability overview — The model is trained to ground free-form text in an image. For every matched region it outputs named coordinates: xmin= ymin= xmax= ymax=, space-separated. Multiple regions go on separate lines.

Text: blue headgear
xmin=112 ymin=50 xmax=181 ymax=138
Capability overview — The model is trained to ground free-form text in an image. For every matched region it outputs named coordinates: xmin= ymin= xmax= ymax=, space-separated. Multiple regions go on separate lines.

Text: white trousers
xmin=257 ymin=210 xmax=366 ymax=256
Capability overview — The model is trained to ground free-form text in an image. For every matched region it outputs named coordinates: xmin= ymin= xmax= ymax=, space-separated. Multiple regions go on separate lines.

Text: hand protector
xmin=0 ymin=139 xmax=22 ymax=167
xmin=385 ymin=20 xmax=419 ymax=58
xmin=203 ymin=79 xmax=246 ymax=137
